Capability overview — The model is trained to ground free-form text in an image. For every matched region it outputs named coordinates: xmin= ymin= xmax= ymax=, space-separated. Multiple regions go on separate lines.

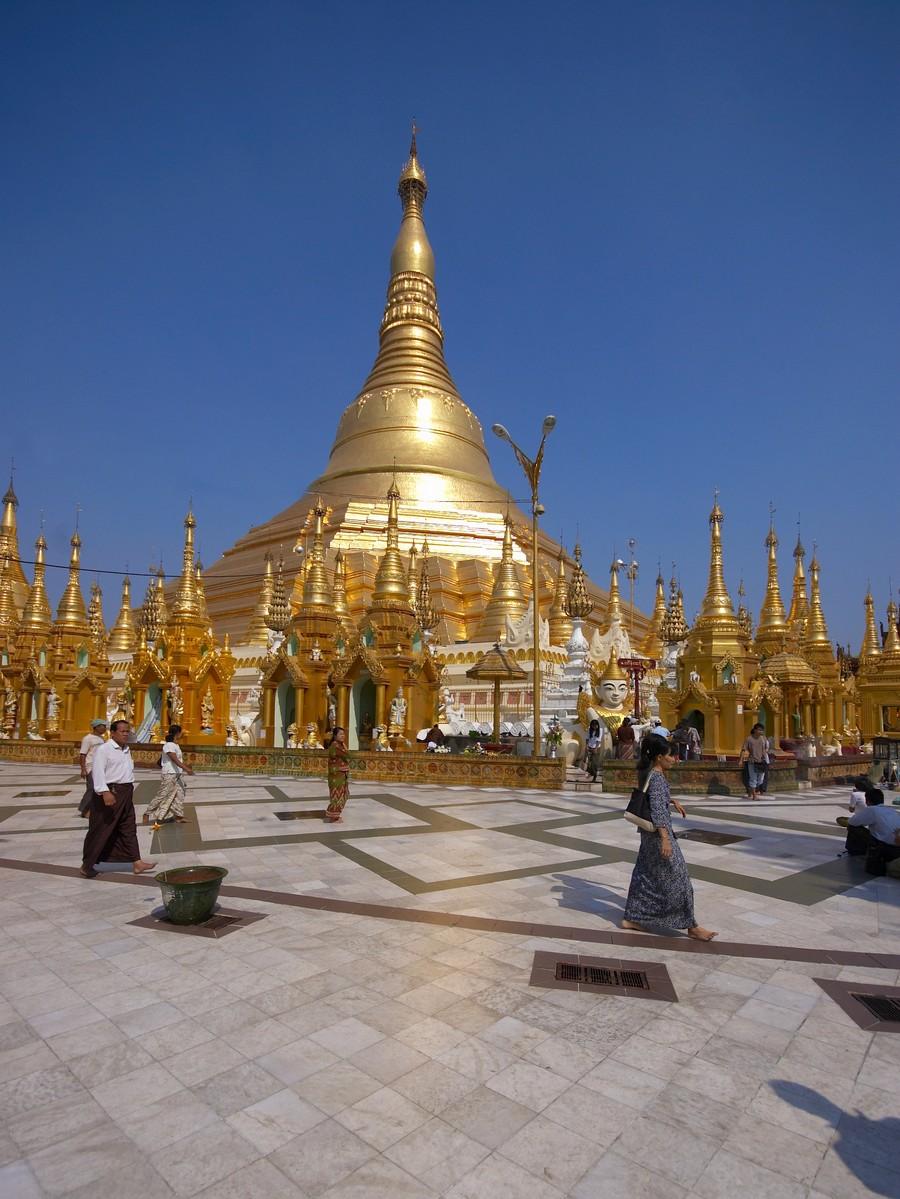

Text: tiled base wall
xmin=796 ymin=754 xmax=874 ymax=785
xmin=0 ymin=739 xmax=567 ymax=790
xmin=600 ymin=757 xmax=799 ymax=795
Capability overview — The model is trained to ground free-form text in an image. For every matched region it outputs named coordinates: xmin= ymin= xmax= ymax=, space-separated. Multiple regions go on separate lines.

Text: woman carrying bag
xmin=622 ymin=734 xmax=717 ymax=941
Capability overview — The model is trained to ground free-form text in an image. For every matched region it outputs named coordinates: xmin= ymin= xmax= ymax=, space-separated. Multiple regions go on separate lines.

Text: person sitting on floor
xmin=840 ymin=776 xmax=879 ymax=856
xmin=844 ymin=788 xmax=900 ymax=876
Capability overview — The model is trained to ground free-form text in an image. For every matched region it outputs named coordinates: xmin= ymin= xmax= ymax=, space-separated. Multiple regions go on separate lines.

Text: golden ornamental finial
xmin=563 ymin=543 xmax=592 ymax=621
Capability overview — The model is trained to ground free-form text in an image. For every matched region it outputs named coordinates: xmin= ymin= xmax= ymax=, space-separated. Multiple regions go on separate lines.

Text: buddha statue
xmin=581 ymin=652 xmax=631 ymax=756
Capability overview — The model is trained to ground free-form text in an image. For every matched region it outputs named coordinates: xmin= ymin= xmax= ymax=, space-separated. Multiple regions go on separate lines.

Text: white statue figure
xmin=505 ymin=598 xmax=550 ymax=650
xmin=689 ymin=668 xmax=701 ymax=685
xmin=390 ymin=689 xmax=407 ymax=729
xmin=372 ymin=725 xmax=393 ymax=751
xmin=169 ymin=678 xmax=183 ymax=721
xmin=46 ymin=689 xmax=59 ymax=730
xmin=310 ymin=641 xmax=323 ymax=662
xmin=327 ymin=686 xmax=337 ymax=728
xmin=225 ymin=724 xmax=237 ymax=746
xmin=286 ymin=722 xmax=299 ymax=749
xmin=585 ymin=653 xmax=630 ymax=757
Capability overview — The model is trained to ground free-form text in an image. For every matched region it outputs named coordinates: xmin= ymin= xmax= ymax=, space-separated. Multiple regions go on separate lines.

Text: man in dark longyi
xmin=80 ymin=719 xmax=156 ymax=878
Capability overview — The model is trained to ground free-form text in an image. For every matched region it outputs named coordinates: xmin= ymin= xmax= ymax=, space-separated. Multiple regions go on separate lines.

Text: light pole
xmin=492 ymin=416 xmax=556 ymax=757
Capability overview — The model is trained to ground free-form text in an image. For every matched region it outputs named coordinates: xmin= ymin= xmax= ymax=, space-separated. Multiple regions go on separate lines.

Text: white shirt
xmin=79 ymin=733 xmax=104 ymax=771
xmin=161 ymin=741 xmax=183 ymax=776
xmin=848 ymin=803 xmax=900 ymax=846
xmin=91 ymin=740 xmax=134 ymax=792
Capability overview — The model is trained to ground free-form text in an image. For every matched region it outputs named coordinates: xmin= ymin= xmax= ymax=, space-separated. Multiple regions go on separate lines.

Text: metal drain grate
xmin=555 ymin=963 xmax=650 ymax=989
xmin=853 ymin=994 xmax=900 ymax=1023
xmin=531 ymin=951 xmax=677 ymax=1002
xmin=676 ymin=829 xmax=747 ymax=846
xmin=275 ymin=811 xmax=327 ymax=821
xmin=128 ymin=907 xmax=267 ymax=939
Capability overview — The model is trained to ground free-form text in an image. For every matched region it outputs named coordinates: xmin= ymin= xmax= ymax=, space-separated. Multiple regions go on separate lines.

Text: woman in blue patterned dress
xmin=622 ymin=734 xmax=717 ymax=941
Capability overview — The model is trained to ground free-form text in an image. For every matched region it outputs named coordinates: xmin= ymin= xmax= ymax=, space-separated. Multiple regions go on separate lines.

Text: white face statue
xmin=598 ymin=679 xmax=628 ymax=711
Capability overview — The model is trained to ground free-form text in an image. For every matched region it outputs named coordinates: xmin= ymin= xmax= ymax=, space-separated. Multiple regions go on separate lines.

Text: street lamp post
xmin=492 ymin=416 xmax=556 ymax=757
xmin=626 ymin=539 xmax=639 ymax=636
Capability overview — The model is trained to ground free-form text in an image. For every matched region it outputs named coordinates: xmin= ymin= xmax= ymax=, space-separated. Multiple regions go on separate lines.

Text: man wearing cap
xmin=78 ymin=718 xmax=107 ymax=817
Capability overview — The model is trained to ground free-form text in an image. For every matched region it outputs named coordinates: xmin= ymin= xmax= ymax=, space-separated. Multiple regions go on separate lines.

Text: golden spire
xmin=661 ymin=569 xmax=689 ymax=643
xmin=415 ymin=539 xmax=438 ymax=634
xmin=605 ymin=558 xmax=624 ymax=628
xmin=473 ymin=515 xmax=527 ymax=641
xmin=0 ymin=554 xmax=18 ymax=637
xmin=266 ymin=555 xmax=291 ymax=635
xmin=108 ymin=574 xmax=138 ymax=653
xmin=172 ymin=508 xmax=202 ymax=622
xmin=696 ymin=495 xmax=738 ymax=628
xmin=155 ymin=567 xmax=169 ymax=636
xmin=55 ymin=529 xmax=90 ymax=632
xmin=640 ymin=569 xmax=667 ymax=657
xmin=311 ymin=131 xmax=506 ymax=507
xmin=803 ymin=546 xmax=833 ymax=662
xmin=547 ymin=545 xmax=572 ymax=646
xmin=0 ymin=478 xmax=28 ymax=612
xmin=564 ymin=544 xmax=593 ymax=620
xmin=243 ymin=552 xmax=274 ymax=644
xmin=407 ymin=541 xmax=419 ymax=604
xmin=88 ymin=581 xmax=106 ymax=648
xmin=195 ymin=560 xmax=210 ymax=629
xmin=736 ymin=579 xmax=753 ymax=640
xmin=301 ymin=497 xmax=333 ymax=609
xmin=859 ymin=589 xmax=882 ymax=662
xmin=756 ymin=513 xmax=788 ymax=652
xmin=787 ymin=529 xmax=809 ymax=629
xmin=332 ymin=550 xmax=352 ymax=628
xmin=883 ymin=600 xmax=900 ymax=660
xmin=20 ymin=534 xmax=52 ymax=635
xmin=140 ymin=574 xmax=160 ymax=643
xmin=371 ymin=477 xmax=413 ymax=608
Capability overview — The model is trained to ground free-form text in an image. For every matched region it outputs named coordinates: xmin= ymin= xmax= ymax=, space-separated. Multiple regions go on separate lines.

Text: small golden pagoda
xmin=640 ymin=570 xmax=667 ymax=659
xmin=473 ymin=515 xmax=527 ymax=643
xmin=787 ymin=532 xmax=809 ymax=634
xmin=108 ymin=575 xmax=138 ymax=654
xmin=857 ymin=598 xmax=900 ymax=737
xmin=755 ymin=518 xmax=789 ymax=656
xmin=547 ymin=547 xmax=573 ymax=648
xmin=658 ymin=498 xmax=758 ymax=752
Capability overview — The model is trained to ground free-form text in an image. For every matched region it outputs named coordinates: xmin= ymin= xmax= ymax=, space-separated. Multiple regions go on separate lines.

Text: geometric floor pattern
xmin=1 ymin=762 xmax=899 ymax=1197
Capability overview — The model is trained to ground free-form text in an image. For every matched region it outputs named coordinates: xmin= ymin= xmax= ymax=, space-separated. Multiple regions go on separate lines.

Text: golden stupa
xmin=203 ymin=133 xmax=640 ymax=646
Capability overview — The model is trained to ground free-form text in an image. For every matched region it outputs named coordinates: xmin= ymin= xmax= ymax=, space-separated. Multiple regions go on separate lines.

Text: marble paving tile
xmin=28 ymin=1121 xmax=145 ymax=1196
xmin=190 ymin=1060 xmax=283 ymax=1117
xmin=294 ymin=1060 xmax=382 ymax=1116
xmin=148 ymin=1120 xmax=260 ymax=1197
xmin=115 ymin=1088 xmax=220 ymax=1153
xmin=441 ymin=1085 xmax=535 ymax=1149
xmin=499 ymin=1112 xmax=605 ymax=1191
xmin=192 ymin=1157 xmax=308 ymax=1199
xmin=271 ymin=1119 xmax=376 ymax=1196
xmin=334 ymin=1084 xmax=431 ymax=1150
xmin=0 ymin=1064 xmax=85 ymax=1120
xmin=571 ymin=1149 xmax=687 ymax=1199
xmin=227 ymin=1086 xmax=326 ymax=1152
xmin=445 ymin=1151 xmax=565 ymax=1199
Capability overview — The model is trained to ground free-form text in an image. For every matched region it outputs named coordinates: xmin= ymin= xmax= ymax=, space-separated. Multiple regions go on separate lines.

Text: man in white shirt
xmin=847 ymin=789 xmax=900 ymax=876
xmin=77 ymin=718 xmax=107 ymax=817
xmin=80 ymin=720 xmax=156 ymax=878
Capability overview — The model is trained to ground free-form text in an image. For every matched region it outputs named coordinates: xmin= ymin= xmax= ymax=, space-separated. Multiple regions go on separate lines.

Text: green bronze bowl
xmin=155 ymin=865 xmax=228 ymax=925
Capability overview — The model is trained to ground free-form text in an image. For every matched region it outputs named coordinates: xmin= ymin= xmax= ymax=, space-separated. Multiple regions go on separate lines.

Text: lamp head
xmin=492 ymin=423 xmax=510 ymax=441
xmin=542 ymin=415 xmax=557 ymax=433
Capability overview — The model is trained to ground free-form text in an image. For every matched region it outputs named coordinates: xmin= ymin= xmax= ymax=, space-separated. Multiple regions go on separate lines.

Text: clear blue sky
xmin=2 ymin=1 xmax=897 ymax=646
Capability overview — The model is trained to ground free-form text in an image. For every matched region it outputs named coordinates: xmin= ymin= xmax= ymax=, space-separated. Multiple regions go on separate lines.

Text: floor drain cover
xmin=128 ymin=907 xmax=267 ymax=939
xmin=15 ymin=791 xmax=70 ymax=798
xmin=676 ymin=829 xmax=748 ymax=846
xmin=852 ymin=994 xmax=900 ymax=1023
xmin=275 ymin=811 xmax=327 ymax=821
xmin=814 ymin=978 xmax=900 ymax=1033
xmin=531 ymin=951 xmax=677 ymax=1001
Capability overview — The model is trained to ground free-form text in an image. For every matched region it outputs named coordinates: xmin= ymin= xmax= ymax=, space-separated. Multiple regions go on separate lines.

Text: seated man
xmin=846 ymin=788 xmax=900 ymax=876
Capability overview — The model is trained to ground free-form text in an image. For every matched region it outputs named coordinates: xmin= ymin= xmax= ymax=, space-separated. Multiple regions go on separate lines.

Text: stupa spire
xmin=661 ymin=568 xmax=689 ymax=643
xmin=547 ymin=545 xmax=572 ymax=647
xmin=696 ymin=494 xmax=738 ymax=627
xmin=407 ymin=541 xmax=419 ymax=605
xmin=243 ymin=553 xmax=275 ymax=645
xmin=88 ymin=581 xmax=107 ymax=649
xmin=0 ymin=554 xmax=18 ymax=637
xmin=605 ymin=558 xmax=624 ymax=628
xmin=563 ymin=544 xmax=593 ymax=621
xmin=787 ymin=527 xmax=809 ymax=629
xmin=859 ymin=588 xmax=882 ymax=662
xmin=756 ymin=511 xmax=788 ymax=652
xmin=55 ymin=529 xmax=89 ymax=632
xmin=266 ymin=555 xmax=291 ymax=635
xmin=883 ymin=599 xmax=900 ymax=660
xmin=195 ymin=560 xmax=210 ymax=629
xmin=371 ymin=477 xmax=412 ymax=608
xmin=108 ymin=574 xmax=138 ymax=653
xmin=803 ymin=546 xmax=833 ymax=663
xmin=640 ymin=569 xmax=667 ymax=657
xmin=301 ymin=497 xmax=333 ymax=609
xmin=172 ymin=507 xmax=201 ymax=621
xmin=415 ymin=539 xmax=438 ymax=635
xmin=20 ymin=534 xmax=52 ymax=635
xmin=332 ymin=550 xmax=352 ymax=628
xmin=0 ymin=475 xmax=28 ymax=607
xmin=474 ymin=515 xmax=527 ymax=641
xmin=310 ymin=131 xmax=504 ymax=507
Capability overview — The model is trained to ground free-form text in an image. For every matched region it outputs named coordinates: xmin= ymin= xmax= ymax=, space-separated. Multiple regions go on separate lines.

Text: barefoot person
xmin=143 ymin=725 xmax=193 ymax=825
xmin=324 ymin=726 xmax=350 ymax=823
xmin=81 ymin=719 xmax=156 ymax=878
xmin=77 ymin=718 xmax=107 ymax=817
xmin=622 ymin=733 xmax=717 ymax=941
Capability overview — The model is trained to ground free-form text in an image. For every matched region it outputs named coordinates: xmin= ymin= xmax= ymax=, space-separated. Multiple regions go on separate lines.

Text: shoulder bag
xmin=624 ymin=773 xmax=656 ymax=833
